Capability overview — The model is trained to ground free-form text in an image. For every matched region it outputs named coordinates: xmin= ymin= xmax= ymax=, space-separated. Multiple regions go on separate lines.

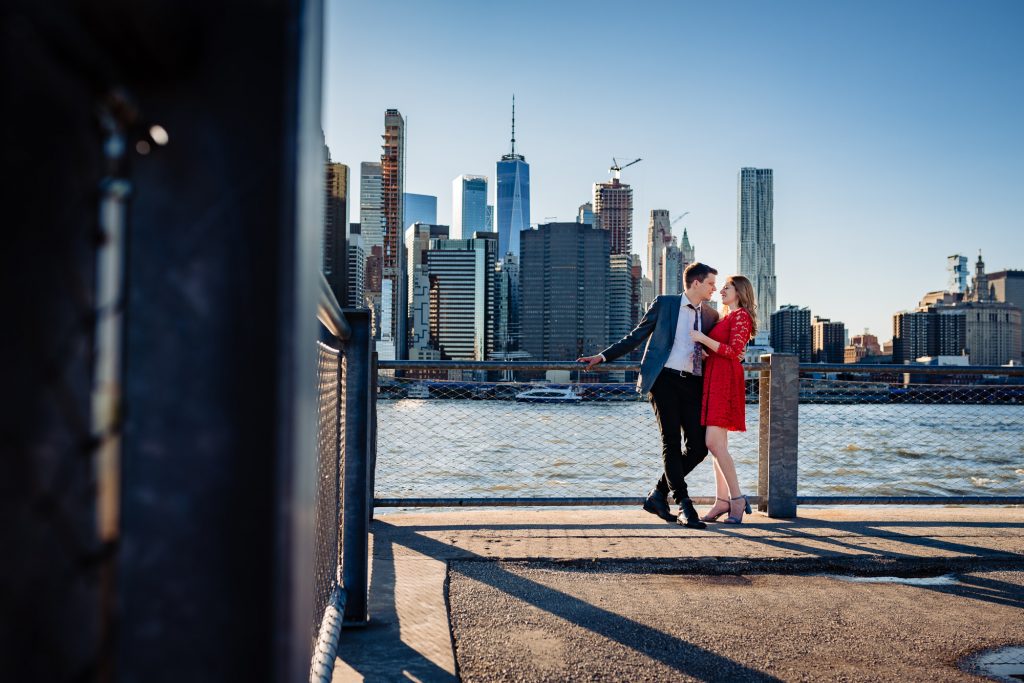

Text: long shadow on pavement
xmin=343 ymin=514 xmax=1023 ymax=680
xmin=336 ymin=530 xmax=457 ymax=682
xmin=383 ymin=520 xmax=784 ymax=683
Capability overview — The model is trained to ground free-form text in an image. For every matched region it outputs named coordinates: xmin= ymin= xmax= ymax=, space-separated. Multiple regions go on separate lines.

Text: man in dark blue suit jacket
xmin=578 ymin=262 xmax=719 ymax=528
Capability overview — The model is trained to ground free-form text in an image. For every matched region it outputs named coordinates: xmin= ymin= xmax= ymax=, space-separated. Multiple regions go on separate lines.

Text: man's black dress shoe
xmin=676 ymin=499 xmax=707 ymax=530
xmin=642 ymin=489 xmax=677 ymax=523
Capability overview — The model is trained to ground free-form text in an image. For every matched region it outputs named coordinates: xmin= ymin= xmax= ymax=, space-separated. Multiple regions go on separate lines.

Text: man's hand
xmin=577 ymin=354 xmax=603 ymax=371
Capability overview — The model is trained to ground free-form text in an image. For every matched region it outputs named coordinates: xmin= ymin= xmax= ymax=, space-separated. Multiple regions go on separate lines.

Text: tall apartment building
xmin=593 ymin=178 xmax=632 ymax=256
xmin=607 ymin=253 xmax=641 ymax=380
xmin=593 ymin=177 xmax=634 ymax=362
xmin=647 ymin=210 xmax=672 ymax=295
xmin=892 ymin=307 xmax=962 ymax=362
xmin=892 ymin=310 xmax=933 ymax=364
xmin=360 ymin=160 xmax=384 ymax=322
xmin=578 ymin=202 xmax=595 ymax=227
xmin=948 ymin=254 xmax=969 ymax=295
xmin=738 ymin=168 xmax=777 ymax=336
xmin=323 ymin=160 xmax=349 ymax=304
xmin=770 ymin=305 xmax=812 ymax=362
xmin=345 ymin=223 xmax=365 ymax=308
xmin=630 ymin=254 xmax=643 ymax=328
xmin=425 ymin=232 xmax=498 ymax=360
xmin=609 ymin=253 xmax=635 ymax=346
xmin=812 ymin=315 xmax=845 ymax=363
xmin=661 ymin=241 xmax=684 ymax=296
xmin=496 ymin=98 xmax=530 ymax=260
xmin=406 ymin=222 xmax=450 ymax=359
xmin=359 ymin=161 xmax=383 ymax=250
xmin=520 ymin=223 xmax=609 ymax=361
xmin=932 ymin=307 xmax=968 ymax=356
xmin=452 ymin=175 xmax=488 ymax=239
xmin=380 ymin=109 xmax=407 ymax=359
xmin=495 ymin=253 xmax=521 ymax=356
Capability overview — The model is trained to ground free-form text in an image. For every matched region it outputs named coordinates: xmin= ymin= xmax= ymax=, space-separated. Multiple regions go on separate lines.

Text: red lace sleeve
xmin=714 ymin=310 xmax=752 ymax=360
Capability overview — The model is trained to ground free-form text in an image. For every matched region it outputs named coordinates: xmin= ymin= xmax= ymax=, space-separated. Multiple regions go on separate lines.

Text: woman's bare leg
xmin=701 ymin=428 xmax=732 ymax=519
xmin=712 ymin=457 xmax=730 ymax=501
xmin=706 ymin=426 xmax=744 ymax=517
xmin=700 ymin=455 xmax=731 ymax=521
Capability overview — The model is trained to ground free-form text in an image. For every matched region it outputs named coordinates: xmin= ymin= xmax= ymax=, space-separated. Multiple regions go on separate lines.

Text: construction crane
xmin=671 ymin=211 xmax=690 ymax=227
xmin=609 ymin=157 xmax=642 ymax=181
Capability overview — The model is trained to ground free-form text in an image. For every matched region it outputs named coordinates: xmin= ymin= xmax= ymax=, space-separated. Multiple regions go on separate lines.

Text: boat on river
xmin=405 ymin=383 xmax=430 ymax=399
xmin=513 ymin=387 xmax=583 ymax=404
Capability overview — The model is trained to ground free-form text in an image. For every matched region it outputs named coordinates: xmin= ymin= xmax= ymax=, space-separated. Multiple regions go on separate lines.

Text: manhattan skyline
xmin=324 ymin=0 xmax=1024 ymax=340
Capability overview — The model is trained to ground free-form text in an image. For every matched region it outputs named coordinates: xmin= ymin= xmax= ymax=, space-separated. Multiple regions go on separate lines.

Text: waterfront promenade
xmin=334 ymin=507 xmax=1024 ymax=682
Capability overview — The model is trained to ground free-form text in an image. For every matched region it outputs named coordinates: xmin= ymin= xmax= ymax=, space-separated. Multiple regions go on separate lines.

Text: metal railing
xmin=308 ymin=276 xmax=374 ymax=683
xmin=374 ymin=359 xmax=765 ymax=508
xmin=791 ymin=361 xmax=1024 ymax=508
xmin=371 ymin=355 xmax=1024 ymax=513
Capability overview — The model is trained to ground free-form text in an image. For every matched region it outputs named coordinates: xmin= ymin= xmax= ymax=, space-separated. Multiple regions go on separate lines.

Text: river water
xmin=375 ymin=400 xmax=1024 ymax=501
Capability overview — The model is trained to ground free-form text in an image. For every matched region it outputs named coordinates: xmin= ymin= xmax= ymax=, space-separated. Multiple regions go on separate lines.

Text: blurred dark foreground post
xmin=1 ymin=1 xmax=326 ymax=680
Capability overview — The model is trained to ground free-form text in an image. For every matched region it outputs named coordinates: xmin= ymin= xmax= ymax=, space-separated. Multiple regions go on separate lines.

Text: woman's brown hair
xmin=725 ymin=275 xmax=758 ymax=339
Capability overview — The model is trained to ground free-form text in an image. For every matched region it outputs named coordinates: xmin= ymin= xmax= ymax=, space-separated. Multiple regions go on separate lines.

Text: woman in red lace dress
xmin=689 ymin=275 xmax=758 ymax=524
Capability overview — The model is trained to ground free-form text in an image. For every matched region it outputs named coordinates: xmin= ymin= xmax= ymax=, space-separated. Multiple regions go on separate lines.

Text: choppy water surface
xmin=375 ymin=401 xmax=1024 ymax=500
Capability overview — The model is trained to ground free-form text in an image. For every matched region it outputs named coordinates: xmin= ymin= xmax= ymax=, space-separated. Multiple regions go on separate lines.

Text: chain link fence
xmin=374 ymin=372 xmax=759 ymax=504
xmin=309 ymin=308 xmax=375 ymax=682
xmin=373 ymin=361 xmax=1024 ymax=507
xmin=313 ymin=341 xmax=343 ymax=639
xmin=797 ymin=372 xmax=1024 ymax=499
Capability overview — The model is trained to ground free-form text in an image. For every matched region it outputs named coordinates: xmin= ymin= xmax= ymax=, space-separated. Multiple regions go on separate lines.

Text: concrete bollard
xmin=759 ymin=353 xmax=799 ymax=518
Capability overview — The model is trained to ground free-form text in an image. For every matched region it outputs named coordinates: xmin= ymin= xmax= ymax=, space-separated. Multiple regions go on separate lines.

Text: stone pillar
xmin=759 ymin=353 xmax=799 ymax=518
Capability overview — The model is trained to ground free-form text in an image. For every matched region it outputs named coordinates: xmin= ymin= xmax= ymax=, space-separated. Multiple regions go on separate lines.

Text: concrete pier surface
xmin=333 ymin=507 xmax=1024 ymax=682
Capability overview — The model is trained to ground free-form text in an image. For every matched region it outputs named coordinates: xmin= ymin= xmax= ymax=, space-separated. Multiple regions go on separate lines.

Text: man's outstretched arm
xmin=577 ymin=297 xmax=661 ymax=370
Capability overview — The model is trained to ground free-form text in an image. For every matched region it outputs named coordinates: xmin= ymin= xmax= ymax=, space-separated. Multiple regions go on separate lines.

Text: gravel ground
xmin=448 ymin=561 xmax=1024 ymax=682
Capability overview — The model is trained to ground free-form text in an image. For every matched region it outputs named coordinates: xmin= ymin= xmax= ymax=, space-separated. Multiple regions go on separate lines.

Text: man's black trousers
xmin=649 ymin=368 xmax=709 ymax=503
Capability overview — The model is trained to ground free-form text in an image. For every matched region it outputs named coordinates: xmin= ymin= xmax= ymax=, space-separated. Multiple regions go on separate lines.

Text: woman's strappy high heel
xmin=701 ymin=498 xmax=731 ymax=523
xmin=724 ymin=495 xmax=752 ymax=524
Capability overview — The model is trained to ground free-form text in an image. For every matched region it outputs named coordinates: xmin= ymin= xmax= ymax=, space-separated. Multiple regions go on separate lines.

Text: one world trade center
xmin=496 ymin=96 xmax=530 ymax=261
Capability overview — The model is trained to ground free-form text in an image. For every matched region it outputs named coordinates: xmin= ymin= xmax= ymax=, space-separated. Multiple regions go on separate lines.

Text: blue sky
xmin=324 ymin=0 xmax=1024 ymax=341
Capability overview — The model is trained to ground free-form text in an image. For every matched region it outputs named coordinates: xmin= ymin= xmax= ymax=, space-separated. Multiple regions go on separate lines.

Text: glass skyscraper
xmin=497 ymin=158 xmax=529 ymax=259
xmin=738 ymin=167 xmax=777 ymax=337
xmin=452 ymin=175 xmax=488 ymax=239
xmin=521 ymin=223 xmax=608 ymax=361
xmin=404 ymin=192 xmax=437 ymax=228
xmin=359 ymin=161 xmax=383 ymax=250
xmin=381 ymin=109 xmax=406 ymax=359
xmin=496 ymin=98 xmax=529 ymax=260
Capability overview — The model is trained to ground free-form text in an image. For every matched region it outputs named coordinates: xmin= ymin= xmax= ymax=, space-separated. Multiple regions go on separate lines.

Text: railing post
xmin=341 ymin=310 xmax=372 ymax=624
xmin=369 ymin=352 xmax=378 ymax=520
xmin=757 ymin=360 xmax=770 ymax=513
xmin=760 ymin=353 xmax=799 ymax=518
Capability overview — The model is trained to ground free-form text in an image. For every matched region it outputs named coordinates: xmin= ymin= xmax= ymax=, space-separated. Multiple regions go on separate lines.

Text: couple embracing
xmin=578 ymin=262 xmax=758 ymax=529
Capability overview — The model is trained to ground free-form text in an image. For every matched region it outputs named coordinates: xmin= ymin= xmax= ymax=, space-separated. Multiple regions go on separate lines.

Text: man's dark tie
xmin=688 ymin=304 xmax=702 ymax=377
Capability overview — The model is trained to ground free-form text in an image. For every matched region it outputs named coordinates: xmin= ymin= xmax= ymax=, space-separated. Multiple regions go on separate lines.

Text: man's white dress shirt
xmin=663 ymin=297 xmax=702 ymax=373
